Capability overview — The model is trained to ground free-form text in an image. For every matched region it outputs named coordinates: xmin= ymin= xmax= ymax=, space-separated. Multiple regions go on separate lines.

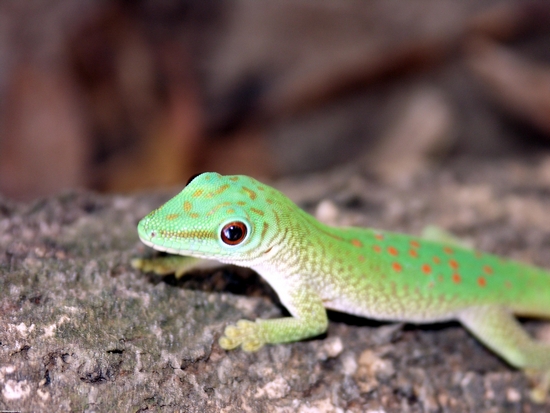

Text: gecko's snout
xmin=137 ymin=216 xmax=155 ymax=242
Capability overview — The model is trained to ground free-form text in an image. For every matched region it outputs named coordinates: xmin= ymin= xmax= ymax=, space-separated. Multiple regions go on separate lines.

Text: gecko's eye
xmin=220 ymin=221 xmax=248 ymax=245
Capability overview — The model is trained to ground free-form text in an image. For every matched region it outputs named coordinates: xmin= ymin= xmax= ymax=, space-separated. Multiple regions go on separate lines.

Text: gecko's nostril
xmin=150 ymin=230 xmax=157 ymax=239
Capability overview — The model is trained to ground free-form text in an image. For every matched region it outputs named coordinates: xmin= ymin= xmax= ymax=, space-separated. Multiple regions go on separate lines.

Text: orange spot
xmin=422 ymin=264 xmax=432 ymax=274
xmin=226 ymin=209 xmax=235 ymax=214
xmin=449 ymin=259 xmax=459 ymax=270
xmin=443 ymin=246 xmax=454 ymax=254
xmin=475 ymin=251 xmax=483 ymax=258
xmin=250 ymin=207 xmax=265 ymax=216
xmin=428 ymin=281 xmax=435 ymax=288
xmin=452 ymin=273 xmax=461 ymax=284
xmin=373 ymin=245 xmax=382 ymax=253
xmin=375 ymin=233 xmax=384 ymax=241
xmin=351 ymin=239 xmax=363 ymax=248
xmin=184 ymin=201 xmax=192 ymax=212
xmin=214 ymin=184 xmax=230 ymax=195
xmin=237 ymin=201 xmax=246 ymax=206
xmin=229 ymin=176 xmax=239 ymax=182
xmin=358 ymin=255 xmax=365 ymax=262
xmin=477 ymin=276 xmax=487 ymax=287
xmin=392 ymin=262 xmax=402 ymax=272
xmin=261 ymin=222 xmax=269 ymax=239
xmin=190 ymin=213 xmax=199 ymax=218
xmin=483 ymin=265 xmax=494 ymax=275
xmin=409 ymin=249 xmax=418 ymax=258
xmin=410 ymin=240 xmax=420 ymax=249
xmin=266 ymin=199 xmax=274 ymax=204
xmin=432 ymin=256 xmax=441 ymax=264
xmin=387 ymin=246 xmax=398 ymax=256
xmin=166 ymin=213 xmax=180 ymax=221
xmin=242 ymin=187 xmax=257 ymax=200
xmin=192 ymin=189 xmax=204 ymax=198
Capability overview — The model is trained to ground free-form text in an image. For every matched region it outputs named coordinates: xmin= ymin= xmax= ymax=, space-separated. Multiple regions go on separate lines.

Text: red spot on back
xmin=351 ymin=239 xmax=363 ymax=248
xmin=443 ymin=246 xmax=454 ymax=254
xmin=422 ymin=264 xmax=432 ymax=274
xmin=387 ymin=246 xmax=398 ymax=256
xmin=375 ymin=233 xmax=384 ymax=240
xmin=452 ymin=273 xmax=461 ymax=284
xmin=410 ymin=240 xmax=420 ymax=249
xmin=449 ymin=259 xmax=459 ymax=270
xmin=483 ymin=265 xmax=494 ymax=275
xmin=373 ymin=245 xmax=381 ymax=253
xmin=432 ymin=256 xmax=441 ymax=264
xmin=477 ymin=276 xmax=487 ymax=287
xmin=409 ymin=249 xmax=418 ymax=258
xmin=392 ymin=262 xmax=402 ymax=272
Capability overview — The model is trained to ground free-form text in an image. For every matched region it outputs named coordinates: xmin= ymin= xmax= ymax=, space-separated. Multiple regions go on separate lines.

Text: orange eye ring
xmin=220 ymin=221 xmax=248 ymax=245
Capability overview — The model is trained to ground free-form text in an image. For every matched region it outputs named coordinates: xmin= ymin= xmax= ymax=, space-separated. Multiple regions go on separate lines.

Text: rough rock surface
xmin=1 ymin=157 xmax=550 ymax=412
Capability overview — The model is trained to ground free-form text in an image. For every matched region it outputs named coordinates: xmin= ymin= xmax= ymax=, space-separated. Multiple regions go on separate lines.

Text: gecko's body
xmin=136 ymin=172 xmax=550 ymax=399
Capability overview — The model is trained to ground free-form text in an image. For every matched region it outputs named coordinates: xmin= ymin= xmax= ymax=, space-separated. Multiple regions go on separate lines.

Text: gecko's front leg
xmin=219 ymin=286 xmax=329 ymax=352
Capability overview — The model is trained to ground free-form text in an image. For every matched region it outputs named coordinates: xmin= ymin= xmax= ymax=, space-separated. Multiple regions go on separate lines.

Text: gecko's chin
xmin=138 ymin=236 xmax=155 ymax=249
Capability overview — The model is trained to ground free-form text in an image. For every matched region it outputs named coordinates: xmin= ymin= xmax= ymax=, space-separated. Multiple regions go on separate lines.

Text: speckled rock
xmin=1 ymin=157 xmax=550 ymax=412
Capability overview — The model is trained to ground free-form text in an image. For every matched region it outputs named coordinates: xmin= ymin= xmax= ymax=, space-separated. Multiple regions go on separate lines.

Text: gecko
xmin=134 ymin=172 xmax=550 ymax=401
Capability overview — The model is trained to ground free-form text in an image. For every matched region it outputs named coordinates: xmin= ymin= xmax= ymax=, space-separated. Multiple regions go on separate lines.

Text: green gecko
xmin=135 ymin=172 xmax=550 ymax=401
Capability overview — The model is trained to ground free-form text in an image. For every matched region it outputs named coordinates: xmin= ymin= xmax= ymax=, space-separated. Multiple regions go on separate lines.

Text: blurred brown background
xmin=1 ymin=0 xmax=550 ymax=201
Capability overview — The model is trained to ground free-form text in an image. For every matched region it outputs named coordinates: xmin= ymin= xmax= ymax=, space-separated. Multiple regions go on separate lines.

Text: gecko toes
xmin=525 ymin=369 xmax=550 ymax=404
xmin=219 ymin=319 xmax=266 ymax=352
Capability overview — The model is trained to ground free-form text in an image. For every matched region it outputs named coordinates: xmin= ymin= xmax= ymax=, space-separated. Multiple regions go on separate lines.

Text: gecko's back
xmin=299 ymin=218 xmax=550 ymax=322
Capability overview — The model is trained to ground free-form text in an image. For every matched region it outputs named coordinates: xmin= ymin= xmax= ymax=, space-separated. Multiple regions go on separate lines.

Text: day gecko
xmin=135 ymin=172 xmax=550 ymax=401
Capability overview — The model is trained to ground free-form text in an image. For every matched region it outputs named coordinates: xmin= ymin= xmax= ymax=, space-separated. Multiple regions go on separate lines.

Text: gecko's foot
xmin=131 ymin=255 xmax=207 ymax=278
xmin=525 ymin=369 xmax=550 ymax=404
xmin=219 ymin=319 xmax=266 ymax=352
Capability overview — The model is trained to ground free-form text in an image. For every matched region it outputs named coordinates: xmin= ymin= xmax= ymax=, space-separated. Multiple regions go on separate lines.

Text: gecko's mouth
xmin=138 ymin=232 xmax=190 ymax=255
xmin=137 ymin=234 xmax=155 ymax=249
xmin=137 ymin=222 xmax=213 ymax=257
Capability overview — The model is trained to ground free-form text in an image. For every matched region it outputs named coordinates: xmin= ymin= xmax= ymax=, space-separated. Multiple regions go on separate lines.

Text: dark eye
xmin=220 ymin=221 xmax=248 ymax=245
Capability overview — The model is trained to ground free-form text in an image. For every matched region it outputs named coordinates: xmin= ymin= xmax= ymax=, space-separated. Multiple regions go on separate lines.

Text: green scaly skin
xmin=135 ymin=172 xmax=550 ymax=401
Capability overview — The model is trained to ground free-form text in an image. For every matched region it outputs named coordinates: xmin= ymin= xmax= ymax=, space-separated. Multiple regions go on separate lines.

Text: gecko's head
xmin=137 ymin=172 xmax=293 ymax=265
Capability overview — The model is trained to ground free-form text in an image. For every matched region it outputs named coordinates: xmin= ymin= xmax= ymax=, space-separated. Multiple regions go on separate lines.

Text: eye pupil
xmin=221 ymin=221 xmax=247 ymax=245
